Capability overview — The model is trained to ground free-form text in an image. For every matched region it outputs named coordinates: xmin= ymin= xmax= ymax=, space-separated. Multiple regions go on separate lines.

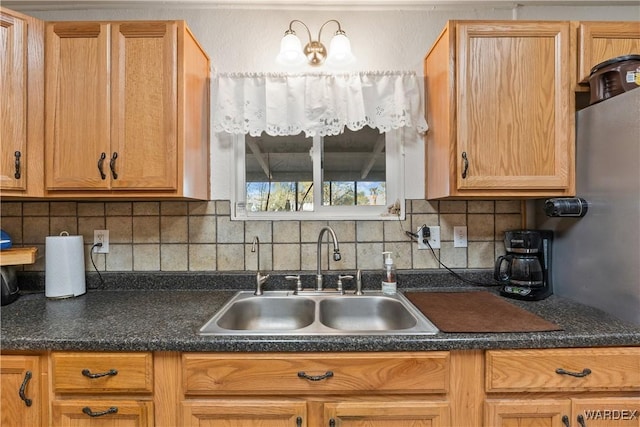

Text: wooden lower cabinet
xmin=51 ymin=351 xmax=154 ymax=427
xmin=0 ymin=354 xmax=45 ymax=427
xmin=174 ymin=352 xmax=455 ymax=427
xmin=485 ymin=348 xmax=640 ymax=427
xmin=323 ymin=400 xmax=450 ymax=427
xmin=182 ymin=399 xmax=307 ymax=426
xmin=485 ymin=399 xmax=571 ymax=427
xmin=2 ymin=347 xmax=639 ymax=426
xmin=181 ymin=398 xmax=449 ymax=427
xmin=486 ymin=397 xmax=640 ymax=427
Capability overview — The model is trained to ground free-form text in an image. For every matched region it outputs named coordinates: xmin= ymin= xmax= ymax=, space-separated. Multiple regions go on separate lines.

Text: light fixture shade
xmin=276 ymin=33 xmax=306 ymax=66
xmin=326 ymin=33 xmax=355 ymax=67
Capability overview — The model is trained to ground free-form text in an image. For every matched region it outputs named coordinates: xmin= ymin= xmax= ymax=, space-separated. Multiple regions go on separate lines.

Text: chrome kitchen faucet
xmin=251 ymin=236 xmax=269 ymax=295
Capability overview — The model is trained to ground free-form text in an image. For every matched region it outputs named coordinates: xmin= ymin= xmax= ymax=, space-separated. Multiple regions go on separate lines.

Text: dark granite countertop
xmin=2 ymin=272 xmax=639 ymax=352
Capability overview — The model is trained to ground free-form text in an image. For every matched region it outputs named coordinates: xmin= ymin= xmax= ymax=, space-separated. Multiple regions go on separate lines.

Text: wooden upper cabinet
xmin=45 ymin=22 xmax=110 ymax=190
xmin=0 ymin=7 xmax=44 ymax=197
xmin=45 ymin=20 xmax=210 ymax=199
xmin=0 ymin=11 xmax=27 ymax=191
xmin=110 ymin=22 xmax=177 ymax=190
xmin=578 ymin=21 xmax=640 ymax=84
xmin=424 ymin=21 xmax=575 ymax=199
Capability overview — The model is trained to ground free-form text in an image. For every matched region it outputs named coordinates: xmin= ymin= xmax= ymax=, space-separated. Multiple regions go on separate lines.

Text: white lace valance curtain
xmin=213 ymin=71 xmax=428 ymax=137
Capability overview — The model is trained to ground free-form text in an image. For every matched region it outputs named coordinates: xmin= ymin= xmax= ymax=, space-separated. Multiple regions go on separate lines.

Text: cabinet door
xmin=456 ymin=22 xmax=573 ymax=192
xmin=52 ymin=400 xmax=153 ymax=427
xmin=572 ymin=397 xmax=640 ymax=427
xmin=0 ymin=11 xmax=27 ymax=191
xmin=324 ymin=401 xmax=450 ymax=427
xmin=110 ymin=21 xmax=177 ymax=190
xmin=46 ymin=22 xmax=110 ymax=190
xmin=578 ymin=22 xmax=640 ymax=83
xmin=485 ymin=399 xmax=571 ymax=427
xmin=182 ymin=400 xmax=307 ymax=427
xmin=0 ymin=355 xmax=42 ymax=427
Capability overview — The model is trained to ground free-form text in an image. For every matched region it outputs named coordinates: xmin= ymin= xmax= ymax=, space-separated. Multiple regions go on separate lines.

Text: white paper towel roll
xmin=45 ymin=231 xmax=86 ymax=298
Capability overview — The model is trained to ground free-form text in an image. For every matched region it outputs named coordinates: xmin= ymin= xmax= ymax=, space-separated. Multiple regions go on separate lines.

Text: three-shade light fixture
xmin=276 ymin=19 xmax=356 ymax=67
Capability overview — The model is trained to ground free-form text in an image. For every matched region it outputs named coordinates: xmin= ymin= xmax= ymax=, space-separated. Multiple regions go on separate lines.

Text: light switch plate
xmin=453 ymin=226 xmax=467 ymax=248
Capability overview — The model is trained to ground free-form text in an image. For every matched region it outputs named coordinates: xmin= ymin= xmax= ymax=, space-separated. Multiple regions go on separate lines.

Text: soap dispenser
xmin=381 ymin=251 xmax=397 ymax=295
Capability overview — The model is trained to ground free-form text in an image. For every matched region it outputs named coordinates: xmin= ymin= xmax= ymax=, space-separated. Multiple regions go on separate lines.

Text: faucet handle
xmin=285 ymin=275 xmax=303 ymax=293
xmin=337 ymin=274 xmax=354 ymax=294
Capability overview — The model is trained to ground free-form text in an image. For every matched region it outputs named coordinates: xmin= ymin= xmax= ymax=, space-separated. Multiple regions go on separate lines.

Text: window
xmin=233 ymin=126 xmax=404 ymax=220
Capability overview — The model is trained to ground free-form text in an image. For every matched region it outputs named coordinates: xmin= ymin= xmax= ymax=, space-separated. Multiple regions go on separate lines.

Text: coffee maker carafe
xmin=494 ymin=230 xmax=553 ymax=301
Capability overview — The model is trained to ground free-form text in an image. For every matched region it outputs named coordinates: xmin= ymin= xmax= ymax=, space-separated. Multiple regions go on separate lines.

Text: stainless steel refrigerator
xmin=536 ymin=88 xmax=640 ymax=326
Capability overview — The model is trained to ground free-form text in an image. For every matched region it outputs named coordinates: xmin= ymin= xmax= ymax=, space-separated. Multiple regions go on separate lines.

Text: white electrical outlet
xmin=93 ymin=230 xmax=109 ymax=253
xmin=453 ymin=226 xmax=468 ymax=248
xmin=418 ymin=225 xmax=440 ymax=249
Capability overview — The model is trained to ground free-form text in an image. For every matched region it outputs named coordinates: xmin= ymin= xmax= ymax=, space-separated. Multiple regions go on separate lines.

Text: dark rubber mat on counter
xmin=405 ymin=291 xmax=562 ymax=333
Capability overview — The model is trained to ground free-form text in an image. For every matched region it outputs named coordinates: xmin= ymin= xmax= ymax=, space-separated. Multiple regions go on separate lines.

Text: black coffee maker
xmin=494 ymin=230 xmax=553 ymax=301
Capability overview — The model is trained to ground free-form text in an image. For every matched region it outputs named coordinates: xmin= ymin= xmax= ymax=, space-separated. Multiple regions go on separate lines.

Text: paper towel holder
xmin=45 ymin=231 xmax=87 ymax=299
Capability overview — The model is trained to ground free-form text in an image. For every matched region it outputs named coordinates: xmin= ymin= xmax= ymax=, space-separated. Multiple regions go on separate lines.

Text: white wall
xmin=11 ymin=3 xmax=639 ymax=200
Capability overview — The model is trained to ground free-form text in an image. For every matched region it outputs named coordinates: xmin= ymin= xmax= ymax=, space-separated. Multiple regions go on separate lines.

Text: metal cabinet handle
xmin=461 ymin=151 xmax=469 ymax=179
xmin=555 ymin=368 xmax=591 ymax=378
xmin=109 ymin=152 xmax=118 ymax=179
xmin=18 ymin=370 xmax=32 ymax=407
xmin=329 ymin=419 xmax=335 ymax=427
xmin=82 ymin=368 xmax=118 ymax=378
xmin=98 ymin=152 xmax=107 ymax=179
xmin=562 ymin=415 xmax=570 ymax=427
xmin=296 ymin=416 xmax=302 ymax=427
xmin=82 ymin=406 xmax=118 ymax=417
xmin=577 ymin=414 xmax=586 ymax=427
xmin=14 ymin=151 xmax=21 ymax=179
xmin=297 ymin=371 xmax=333 ymax=382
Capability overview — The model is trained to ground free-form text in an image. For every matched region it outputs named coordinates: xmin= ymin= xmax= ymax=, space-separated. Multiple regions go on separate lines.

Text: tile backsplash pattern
xmin=0 ymin=200 xmax=521 ymax=273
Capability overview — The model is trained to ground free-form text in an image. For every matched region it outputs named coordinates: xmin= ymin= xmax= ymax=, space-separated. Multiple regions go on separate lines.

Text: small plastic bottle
xmin=381 ymin=251 xmax=397 ymax=295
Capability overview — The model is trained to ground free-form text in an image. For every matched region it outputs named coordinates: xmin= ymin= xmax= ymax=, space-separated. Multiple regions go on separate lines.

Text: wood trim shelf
xmin=0 ymin=247 xmax=38 ymax=266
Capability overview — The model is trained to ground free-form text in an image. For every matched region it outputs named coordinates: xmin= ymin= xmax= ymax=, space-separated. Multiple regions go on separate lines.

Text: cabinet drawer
xmin=52 ymin=400 xmax=153 ymax=426
xmin=52 ymin=352 xmax=153 ymax=394
xmin=183 ymin=352 xmax=449 ymax=395
xmin=486 ymin=347 xmax=640 ymax=392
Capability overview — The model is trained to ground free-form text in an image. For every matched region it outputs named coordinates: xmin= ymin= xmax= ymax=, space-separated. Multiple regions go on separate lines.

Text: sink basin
xmin=318 ymin=296 xmax=417 ymax=331
xmin=199 ymin=291 xmax=438 ymax=336
xmin=216 ymin=297 xmax=315 ymax=331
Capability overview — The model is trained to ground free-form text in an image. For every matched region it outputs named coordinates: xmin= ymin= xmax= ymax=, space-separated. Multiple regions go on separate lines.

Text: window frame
xmin=231 ymin=129 xmax=405 ymax=221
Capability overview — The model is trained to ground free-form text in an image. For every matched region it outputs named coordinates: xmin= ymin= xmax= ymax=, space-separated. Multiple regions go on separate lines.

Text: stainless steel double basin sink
xmin=199 ymin=291 xmax=439 ymax=336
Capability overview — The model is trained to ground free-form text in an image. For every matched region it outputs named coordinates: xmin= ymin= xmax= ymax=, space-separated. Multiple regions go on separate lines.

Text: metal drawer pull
xmin=555 ymin=367 xmax=592 ymax=378
xmin=329 ymin=419 xmax=336 ymax=427
xmin=109 ymin=152 xmax=118 ymax=179
xmin=577 ymin=414 xmax=586 ymax=427
xmin=461 ymin=151 xmax=469 ymax=178
xmin=296 ymin=416 xmax=302 ymax=427
xmin=562 ymin=415 xmax=570 ymax=427
xmin=81 ymin=368 xmax=118 ymax=378
xmin=297 ymin=370 xmax=333 ymax=381
xmin=14 ymin=151 xmax=21 ymax=179
xmin=82 ymin=406 xmax=118 ymax=417
xmin=98 ymin=152 xmax=107 ymax=179
xmin=19 ymin=370 xmax=32 ymax=407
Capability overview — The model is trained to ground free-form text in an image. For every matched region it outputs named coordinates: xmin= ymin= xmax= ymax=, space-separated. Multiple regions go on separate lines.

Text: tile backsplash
xmin=0 ymin=200 xmax=522 ymax=273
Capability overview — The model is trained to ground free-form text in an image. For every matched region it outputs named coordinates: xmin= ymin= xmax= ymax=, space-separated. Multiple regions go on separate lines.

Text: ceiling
xmin=3 ymin=0 xmax=638 ymax=10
